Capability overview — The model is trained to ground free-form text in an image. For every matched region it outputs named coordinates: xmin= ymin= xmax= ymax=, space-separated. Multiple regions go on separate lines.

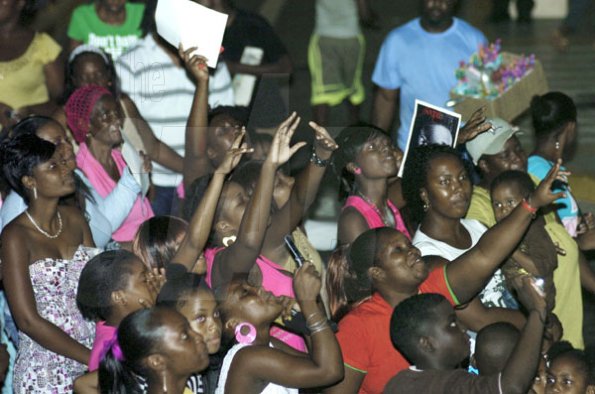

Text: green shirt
xmin=67 ymin=2 xmax=145 ymax=60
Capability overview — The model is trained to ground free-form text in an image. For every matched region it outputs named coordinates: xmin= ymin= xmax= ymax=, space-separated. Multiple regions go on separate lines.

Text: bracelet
xmin=310 ymin=150 xmax=330 ymax=167
xmin=521 ymin=198 xmax=537 ymax=218
xmin=309 ymin=324 xmax=331 ymax=336
xmin=305 ymin=311 xmax=323 ymax=324
xmin=307 ymin=318 xmax=329 ymax=332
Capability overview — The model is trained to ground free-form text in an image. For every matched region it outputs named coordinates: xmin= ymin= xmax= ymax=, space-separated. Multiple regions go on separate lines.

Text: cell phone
xmin=284 ymin=235 xmax=305 ymax=268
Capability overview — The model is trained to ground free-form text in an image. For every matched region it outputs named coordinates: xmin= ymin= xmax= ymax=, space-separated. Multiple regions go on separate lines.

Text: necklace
xmin=25 ymin=210 xmax=63 ymax=239
xmin=356 ymin=191 xmax=395 ymax=227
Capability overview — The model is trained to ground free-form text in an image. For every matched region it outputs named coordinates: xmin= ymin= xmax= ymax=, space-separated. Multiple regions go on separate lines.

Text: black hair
xmin=475 ymin=322 xmax=520 ymax=375
xmin=208 ymin=106 xmax=250 ymax=126
xmin=332 ymin=123 xmax=391 ymax=201
xmin=182 ymin=174 xmax=214 ymax=223
xmin=132 ymin=215 xmax=189 ymax=271
xmin=390 ymin=293 xmax=448 ymax=364
xmin=326 ymin=227 xmax=396 ymax=321
xmin=76 ymin=250 xmax=141 ymax=322
xmin=401 ymin=144 xmax=465 ymax=226
xmin=0 ymin=132 xmax=56 ymax=204
xmin=547 ymin=341 xmax=595 ymax=386
xmin=99 ymin=307 xmax=171 ymax=394
xmin=490 ymin=170 xmax=535 ymax=199
xmin=64 ymin=49 xmax=119 ymax=103
xmin=229 ymin=160 xmax=263 ymax=195
xmin=6 ymin=116 xmax=96 ymax=211
xmin=156 ymin=263 xmax=208 ymax=310
xmin=530 ymin=92 xmax=577 ymax=141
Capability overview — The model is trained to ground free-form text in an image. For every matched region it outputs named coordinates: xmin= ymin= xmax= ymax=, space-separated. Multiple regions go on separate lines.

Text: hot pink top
xmin=77 ymin=143 xmax=153 ymax=242
xmin=205 ymin=247 xmax=306 ymax=352
xmin=343 ymin=195 xmax=411 ymax=240
xmin=88 ymin=321 xmax=120 ymax=371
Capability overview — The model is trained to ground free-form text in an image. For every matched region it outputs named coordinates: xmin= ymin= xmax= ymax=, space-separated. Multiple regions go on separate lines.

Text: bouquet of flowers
xmin=452 ymin=40 xmax=535 ymax=99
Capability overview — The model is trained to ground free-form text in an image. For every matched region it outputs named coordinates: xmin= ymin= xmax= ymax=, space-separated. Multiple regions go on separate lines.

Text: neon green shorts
xmin=308 ymin=34 xmax=365 ymax=107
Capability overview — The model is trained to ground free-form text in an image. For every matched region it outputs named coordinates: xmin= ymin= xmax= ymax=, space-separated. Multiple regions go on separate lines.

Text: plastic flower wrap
xmin=452 ymin=39 xmax=535 ymax=99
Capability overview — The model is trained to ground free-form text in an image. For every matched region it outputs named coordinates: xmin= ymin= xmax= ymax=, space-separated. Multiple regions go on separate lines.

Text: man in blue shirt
xmin=371 ymin=0 xmax=487 ymax=150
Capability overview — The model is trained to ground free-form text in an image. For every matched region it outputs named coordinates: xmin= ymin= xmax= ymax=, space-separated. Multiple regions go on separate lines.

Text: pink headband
xmin=65 ymin=85 xmax=112 ymax=143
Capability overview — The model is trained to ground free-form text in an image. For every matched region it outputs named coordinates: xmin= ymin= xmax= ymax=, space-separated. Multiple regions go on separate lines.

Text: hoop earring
xmin=235 ymin=322 xmax=257 ymax=344
xmin=353 ymin=167 xmax=362 ymax=175
xmin=33 ymin=187 xmax=37 ymax=200
xmin=222 ymin=235 xmax=237 ymax=247
xmin=162 ymin=370 xmax=167 ymax=393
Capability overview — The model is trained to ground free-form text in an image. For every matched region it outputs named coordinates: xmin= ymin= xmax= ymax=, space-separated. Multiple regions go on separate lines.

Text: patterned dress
xmin=13 ymin=246 xmax=96 ymax=393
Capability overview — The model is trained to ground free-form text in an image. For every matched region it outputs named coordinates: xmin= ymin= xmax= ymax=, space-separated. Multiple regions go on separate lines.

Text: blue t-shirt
xmin=372 ymin=18 xmax=487 ymax=149
xmin=528 ymin=155 xmax=579 ymax=235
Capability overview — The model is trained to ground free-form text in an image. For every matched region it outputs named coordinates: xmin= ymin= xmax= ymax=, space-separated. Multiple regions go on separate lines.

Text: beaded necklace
xmin=356 ymin=191 xmax=396 ymax=227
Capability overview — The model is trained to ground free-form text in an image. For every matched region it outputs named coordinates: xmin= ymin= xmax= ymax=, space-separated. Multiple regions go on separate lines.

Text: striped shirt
xmin=116 ymin=34 xmax=234 ymax=187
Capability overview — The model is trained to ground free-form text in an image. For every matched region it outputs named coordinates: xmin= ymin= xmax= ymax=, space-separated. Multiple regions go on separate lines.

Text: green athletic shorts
xmin=308 ymin=34 xmax=365 ymax=107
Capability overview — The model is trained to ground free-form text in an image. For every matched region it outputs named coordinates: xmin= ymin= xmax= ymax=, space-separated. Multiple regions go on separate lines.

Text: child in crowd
xmin=76 ymin=249 xmax=157 ymax=371
xmin=491 ymin=170 xmax=560 ymax=314
xmin=157 ymin=265 xmax=224 ymax=394
xmin=473 ymin=322 xmax=520 ymax=376
xmin=385 ymin=277 xmax=546 ymax=394
xmin=545 ymin=341 xmax=595 ymax=393
xmin=99 ymin=307 xmax=210 ymax=393
xmin=67 ymin=0 xmax=145 ymax=59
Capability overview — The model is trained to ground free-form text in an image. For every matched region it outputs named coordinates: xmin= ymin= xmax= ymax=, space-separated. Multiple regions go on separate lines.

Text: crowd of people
xmin=0 ymin=0 xmax=594 ymax=393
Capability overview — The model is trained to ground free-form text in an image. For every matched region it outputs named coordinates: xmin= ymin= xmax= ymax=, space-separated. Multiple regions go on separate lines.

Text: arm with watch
xmin=262 ymin=121 xmax=338 ymax=254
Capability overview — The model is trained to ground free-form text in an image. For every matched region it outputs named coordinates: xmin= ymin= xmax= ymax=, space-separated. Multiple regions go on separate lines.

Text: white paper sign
xmin=121 ymin=134 xmax=151 ymax=197
xmin=155 ymin=0 xmax=228 ymax=69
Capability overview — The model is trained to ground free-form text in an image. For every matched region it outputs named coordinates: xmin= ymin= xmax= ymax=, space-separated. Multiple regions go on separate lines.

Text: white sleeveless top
xmin=216 ymin=343 xmax=298 ymax=394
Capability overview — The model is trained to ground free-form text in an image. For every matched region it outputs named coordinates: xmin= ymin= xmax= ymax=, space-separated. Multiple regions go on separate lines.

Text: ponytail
xmin=326 ymin=245 xmax=352 ymax=322
xmin=98 ymin=348 xmax=143 ymax=394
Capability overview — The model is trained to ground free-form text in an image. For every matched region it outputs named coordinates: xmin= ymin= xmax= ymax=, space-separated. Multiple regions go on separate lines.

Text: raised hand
xmin=266 ymin=112 xmax=307 ymax=168
xmin=309 ymin=121 xmax=338 ymax=160
xmin=178 ymin=45 xmax=209 ymax=82
xmin=215 ymin=128 xmax=253 ymax=175
xmin=516 ymin=276 xmax=547 ymax=323
xmin=529 ymin=160 xmax=566 ymax=209
xmin=455 ymin=106 xmax=491 ymax=145
xmin=293 ymin=262 xmax=322 ymax=303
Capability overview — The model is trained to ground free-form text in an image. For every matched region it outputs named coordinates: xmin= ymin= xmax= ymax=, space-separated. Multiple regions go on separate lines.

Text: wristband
xmin=310 ymin=150 xmax=330 ymax=167
xmin=521 ymin=198 xmax=537 ymax=218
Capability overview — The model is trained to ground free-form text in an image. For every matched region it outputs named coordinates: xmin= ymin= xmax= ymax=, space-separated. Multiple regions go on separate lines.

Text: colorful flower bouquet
xmin=452 ymin=40 xmax=536 ymax=99
xmin=449 ymin=40 xmax=548 ymax=122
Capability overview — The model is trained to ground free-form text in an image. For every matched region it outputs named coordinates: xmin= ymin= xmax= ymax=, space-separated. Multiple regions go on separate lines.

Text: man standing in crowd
xmin=371 ymin=0 xmax=486 ymax=149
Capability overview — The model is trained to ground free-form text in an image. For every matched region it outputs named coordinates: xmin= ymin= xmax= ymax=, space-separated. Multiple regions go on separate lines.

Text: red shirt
xmin=336 ymin=266 xmax=459 ymax=394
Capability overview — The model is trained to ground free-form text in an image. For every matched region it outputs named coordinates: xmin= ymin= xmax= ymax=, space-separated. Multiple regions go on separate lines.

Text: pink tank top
xmin=205 ymin=247 xmax=306 ymax=351
xmin=343 ymin=195 xmax=411 ymax=239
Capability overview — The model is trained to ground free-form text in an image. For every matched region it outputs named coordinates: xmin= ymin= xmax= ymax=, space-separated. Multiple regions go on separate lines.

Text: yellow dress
xmin=0 ymin=32 xmax=61 ymax=110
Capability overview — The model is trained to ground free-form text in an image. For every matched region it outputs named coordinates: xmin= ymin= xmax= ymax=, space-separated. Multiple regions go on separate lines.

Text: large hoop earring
xmin=235 ymin=322 xmax=257 ymax=344
xmin=33 ymin=186 xmax=37 ymax=200
xmin=222 ymin=235 xmax=237 ymax=247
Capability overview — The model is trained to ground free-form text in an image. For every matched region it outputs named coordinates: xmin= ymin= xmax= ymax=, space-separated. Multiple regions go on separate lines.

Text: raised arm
xmin=180 ymin=47 xmax=211 ymax=189
xmin=446 ymin=161 xmax=565 ymax=303
xmin=500 ymin=278 xmax=547 ymax=394
xmin=173 ymin=131 xmax=251 ymax=270
xmin=264 ymin=121 xmax=338 ymax=250
xmin=226 ymin=263 xmax=343 ymax=392
xmin=211 ymin=113 xmax=305 ymax=288
xmin=1 ymin=226 xmax=90 ymax=365
xmin=120 ymin=94 xmax=183 ymax=173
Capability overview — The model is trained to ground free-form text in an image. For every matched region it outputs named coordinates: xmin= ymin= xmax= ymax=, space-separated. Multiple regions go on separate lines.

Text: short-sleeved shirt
xmin=336 ymin=266 xmax=458 ymax=394
xmin=222 ymin=9 xmax=288 ymax=65
xmin=0 ymin=32 xmax=61 ymax=110
xmin=67 ymin=2 xmax=145 ymax=59
xmin=372 ymin=18 xmax=486 ymax=149
xmin=385 ymin=367 xmax=502 ymax=394
xmin=528 ymin=155 xmax=579 ymax=236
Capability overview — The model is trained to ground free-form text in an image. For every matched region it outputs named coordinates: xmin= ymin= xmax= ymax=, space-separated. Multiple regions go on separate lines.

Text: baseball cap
xmin=466 ymin=118 xmax=520 ymax=164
